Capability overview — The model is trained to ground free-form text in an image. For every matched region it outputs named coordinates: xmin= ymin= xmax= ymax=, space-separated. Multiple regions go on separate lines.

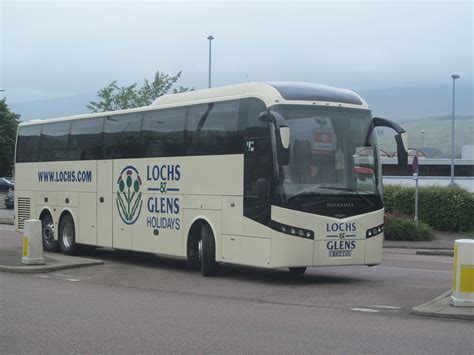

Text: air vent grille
xmin=17 ymin=197 xmax=31 ymax=230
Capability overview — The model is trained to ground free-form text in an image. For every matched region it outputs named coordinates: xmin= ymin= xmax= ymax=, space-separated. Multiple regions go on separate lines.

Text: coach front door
xmin=97 ymin=160 xmax=113 ymax=247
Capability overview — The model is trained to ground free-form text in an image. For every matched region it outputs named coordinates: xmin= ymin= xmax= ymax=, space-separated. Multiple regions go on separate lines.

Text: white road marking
xmin=35 ymin=275 xmax=50 ymax=278
xmin=351 ymin=308 xmax=380 ymax=313
xmin=66 ymin=278 xmax=80 ymax=282
xmin=51 ymin=273 xmax=72 ymax=277
xmin=376 ymin=266 xmax=451 ymax=274
xmin=383 ymin=255 xmax=453 ymax=264
xmin=367 ymin=305 xmax=402 ymax=310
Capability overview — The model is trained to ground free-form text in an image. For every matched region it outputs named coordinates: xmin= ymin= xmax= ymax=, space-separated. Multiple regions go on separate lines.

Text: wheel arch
xmin=186 ymin=216 xmax=217 ymax=260
xmin=38 ymin=207 xmax=54 ymax=221
xmin=58 ymin=208 xmax=77 ymax=232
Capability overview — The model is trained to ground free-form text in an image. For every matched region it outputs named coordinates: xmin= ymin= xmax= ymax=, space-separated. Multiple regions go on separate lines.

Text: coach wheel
xmin=199 ymin=224 xmax=217 ymax=277
xmin=59 ymin=214 xmax=77 ymax=255
xmin=41 ymin=213 xmax=59 ymax=252
xmin=289 ymin=267 xmax=306 ymax=276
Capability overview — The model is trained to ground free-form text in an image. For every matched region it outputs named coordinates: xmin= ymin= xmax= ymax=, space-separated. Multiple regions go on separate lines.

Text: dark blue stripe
xmin=147 ymin=187 xmax=180 ymax=192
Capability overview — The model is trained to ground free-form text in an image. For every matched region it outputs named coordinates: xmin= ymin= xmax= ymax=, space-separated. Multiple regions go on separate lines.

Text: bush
xmin=384 ymin=214 xmax=434 ymax=241
xmin=383 ymin=185 xmax=403 ymax=212
xmin=383 ymin=185 xmax=474 ymax=232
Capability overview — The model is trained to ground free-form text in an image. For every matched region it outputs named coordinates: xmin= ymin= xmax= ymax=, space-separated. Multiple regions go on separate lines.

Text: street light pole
xmin=207 ymin=35 xmax=214 ymax=88
xmin=421 ymin=129 xmax=425 ymax=148
xmin=450 ymin=74 xmax=460 ymax=185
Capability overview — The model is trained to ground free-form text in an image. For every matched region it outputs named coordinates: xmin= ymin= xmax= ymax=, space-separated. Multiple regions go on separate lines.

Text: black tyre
xmin=200 ymin=224 xmax=217 ymax=276
xmin=41 ymin=213 xmax=59 ymax=252
xmin=59 ymin=214 xmax=77 ymax=255
xmin=289 ymin=267 xmax=307 ymax=276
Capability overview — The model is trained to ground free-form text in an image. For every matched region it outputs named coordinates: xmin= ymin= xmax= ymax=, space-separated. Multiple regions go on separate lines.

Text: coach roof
xmin=152 ymin=82 xmax=368 ymax=109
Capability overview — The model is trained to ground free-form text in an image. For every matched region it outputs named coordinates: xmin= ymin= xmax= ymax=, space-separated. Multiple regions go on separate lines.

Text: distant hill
xmin=8 ymin=83 xmax=473 ymax=122
xmin=377 ymin=115 xmax=474 ymax=158
xmin=358 ymin=84 xmax=472 ymax=121
xmin=9 ymin=93 xmax=97 ymax=121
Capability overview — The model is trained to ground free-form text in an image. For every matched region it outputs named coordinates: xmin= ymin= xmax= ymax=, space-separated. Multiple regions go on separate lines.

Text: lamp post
xmin=207 ymin=35 xmax=214 ymax=88
xmin=421 ymin=129 xmax=425 ymax=148
xmin=450 ymin=74 xmax=460 ymax=185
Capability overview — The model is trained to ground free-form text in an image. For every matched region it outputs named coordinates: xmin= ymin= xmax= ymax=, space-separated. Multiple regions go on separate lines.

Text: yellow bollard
xmin=451 ymin=239 xmax=474 ymax=307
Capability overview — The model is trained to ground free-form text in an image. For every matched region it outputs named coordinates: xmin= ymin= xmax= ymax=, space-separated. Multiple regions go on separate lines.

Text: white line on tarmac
xmin=35 ymin=275 xmax=50 ymax=278
xmin=67 ymin=278 xmax=80 ymax=282
xmin=351 ymin=308 xmax=380 ymax=313
xmin=376 ymin=266 xmax=451 ymax=274
xmin=383 ymin=255 xmax=453 ymax=264
xmin=51 ymin=273 xmax=72 ymax=277
xmin=367 ymin=305 xmax=402 ymax=309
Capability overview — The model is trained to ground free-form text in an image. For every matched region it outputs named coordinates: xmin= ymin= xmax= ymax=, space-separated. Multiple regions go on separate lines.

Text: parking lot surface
xmin=1 ymin=225 xmax=472 ymax=353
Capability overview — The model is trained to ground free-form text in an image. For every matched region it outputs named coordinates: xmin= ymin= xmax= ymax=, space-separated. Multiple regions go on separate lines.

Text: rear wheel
xmin=59 ymin=214 xmax=76 ymax=255
xmin=200 ymin=224 xmax=217 ymax=276
xmin=41 ymin=213 xmax=59 ymax=252
xmin=289 ymin=267 xmax=306 ymax=276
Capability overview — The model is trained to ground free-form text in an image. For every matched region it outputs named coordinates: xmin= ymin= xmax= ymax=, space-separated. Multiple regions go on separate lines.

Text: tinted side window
xmin=242 ymin=99 xmax=271 ymax=223
xmin=104 ymin=113 xmax=143 ymax=159
xmin=242 ymin=98 xmax=268 ymax=139
xmin=187 ymin=101 xmax=242 ymax=155
xmin=142 ymin=108 xmax=186 ymax=157
xmin=244 ymin=138 xmax=272 ymax=197
xmin=185 ymin=104 xmax=209 ymax=154
xmin=69 ymin=118 xmax=104 ymax=160
xmin=39 ymin=122 xmax=71 ymax=161
xmin=16 ymin=125 xmax=41 ymax=163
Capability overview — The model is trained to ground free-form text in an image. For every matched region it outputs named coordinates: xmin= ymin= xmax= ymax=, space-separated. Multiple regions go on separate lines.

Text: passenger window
xmin=187 ymin=101 xmax=242 ymax=155
xmin=103 ymin=113 xmax=143 ymax=159
xmin=39 ymin=122 xmax=70 ymax=161
xmin=16 ymin=125 xmax=41 ymax=163
xmin=142 ymin=108 xmax=186 ymax=157
xmin=69 ymin=118 xmax=104 ymax=160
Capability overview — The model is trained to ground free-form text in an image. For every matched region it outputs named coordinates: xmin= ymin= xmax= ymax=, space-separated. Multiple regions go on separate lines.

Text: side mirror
xmin=372 ymin=117 xmax=408 ymax=167
xmin=257 ymin=178 xmax=269 ymax=201
xmin=395 ymin=133 xmax=408 ymax=167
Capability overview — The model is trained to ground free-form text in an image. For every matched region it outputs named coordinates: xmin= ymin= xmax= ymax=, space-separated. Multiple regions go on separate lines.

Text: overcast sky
xmin=1 ymin=0 xmax=472 ymax=104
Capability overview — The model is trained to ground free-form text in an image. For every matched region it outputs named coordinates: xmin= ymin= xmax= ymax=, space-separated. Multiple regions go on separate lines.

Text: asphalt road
xmin=1 ymin=227 xmax=472 ymax=353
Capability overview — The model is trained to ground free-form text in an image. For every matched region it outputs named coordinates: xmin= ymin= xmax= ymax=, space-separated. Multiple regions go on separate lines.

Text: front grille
xmin=17 ymin=197 xmax=31 ymax=230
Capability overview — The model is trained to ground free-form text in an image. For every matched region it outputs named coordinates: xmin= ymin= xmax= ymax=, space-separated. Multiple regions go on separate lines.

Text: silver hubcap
xmin=43 ymin=222 xmax=54 ymax=244
xmin=62 ymin=223 xmax=73 ymax=248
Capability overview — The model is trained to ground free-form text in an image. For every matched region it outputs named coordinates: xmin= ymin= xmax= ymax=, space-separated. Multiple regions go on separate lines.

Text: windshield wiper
xmin=287 ymin=185 xmax=376 ymax=208
xmin=318 ymin=186 xmax=375 ymax=207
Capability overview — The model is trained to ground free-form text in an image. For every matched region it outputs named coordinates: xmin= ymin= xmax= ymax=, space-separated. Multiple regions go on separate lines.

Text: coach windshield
xmin=270 ymin=105 xmax=383 ymax=218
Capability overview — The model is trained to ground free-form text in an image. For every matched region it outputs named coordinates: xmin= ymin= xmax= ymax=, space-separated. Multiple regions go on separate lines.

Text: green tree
xmin=87 ymin=70 xmax=192 ymax=113
xmin=0 ymin=98 xmax=20 ymax=177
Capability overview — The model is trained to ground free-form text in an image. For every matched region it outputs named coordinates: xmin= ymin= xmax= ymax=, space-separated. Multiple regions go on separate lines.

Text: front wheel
xmin=200 ymin=224 xmax=217 ymax=277
xmin=59 ymin=214 xmax=77 ymax=255
xmin=289 ymin=267 xmax=307 ymax=276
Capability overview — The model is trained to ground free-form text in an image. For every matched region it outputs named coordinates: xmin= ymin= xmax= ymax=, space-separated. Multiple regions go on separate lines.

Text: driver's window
xmin=244 ymin=138 xmax=271 ymax=197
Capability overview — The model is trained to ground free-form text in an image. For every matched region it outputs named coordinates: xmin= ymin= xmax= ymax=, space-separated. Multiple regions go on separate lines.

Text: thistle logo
xmin=116 ymin=166 xmax=142 ymax=225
